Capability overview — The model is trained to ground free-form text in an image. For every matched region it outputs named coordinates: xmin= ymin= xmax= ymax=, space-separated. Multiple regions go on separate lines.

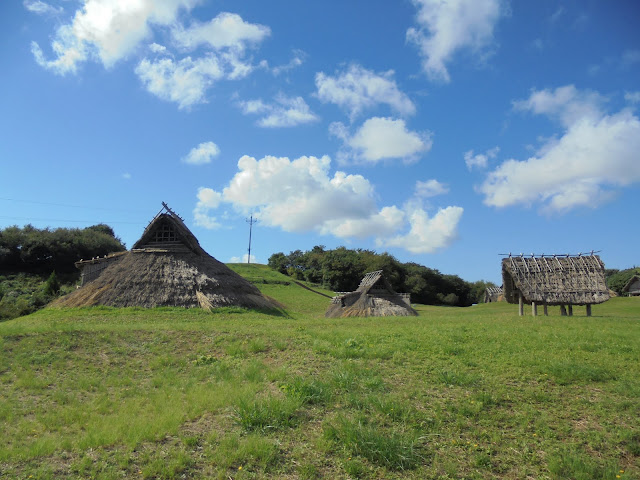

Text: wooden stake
xmin=586 ymin=304 xmax=592 ymax=317
xmin=560 ymin=305 xmax=567 ymax=316
xmin=568 ymin=304 xmax=573 ymax=316
xmin=544 ymin=303 xmax=548 ymax=316
xmin=532 ymin=301 xmax=537 ymax=316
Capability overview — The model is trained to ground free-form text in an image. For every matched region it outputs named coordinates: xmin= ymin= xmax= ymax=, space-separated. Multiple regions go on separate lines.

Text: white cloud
xmin=415 ymin=179 xmax=449 ymax=197
xmin=331 ymin=117 xmax=432 ymax=164
xmin=24 ymin=0 xmax=62 ymax=16
xmin=625 ymin=91 xmax=640 ymax=104
xmin=172 ymin=12 xmax=270 ymax=50
xmin=229 ymin=253 xmax=260 ymax=264
xmin=381 ymin=206 xmax=464 ymax=254
xmin=315 ymin=64 xmax=415 ymax=119
xmin=194 ymin=154 xmax=462 ymax=254
xmin=464 ymin=146 xmax=499 ymax=170
xmin=407 ymin=0 xmax=503 ymax=82
xmin=239 ymin=94 xmax=319 ymax=128
xmin=480 ymin=86 xmax=640 ymax=212
xmin=193 ymin=187 xmax=223 ymax=229
xmin=182 ymin=141 xmax=220 ymax=165
xmin=271 ymin=49 xmax=306 ymax=75
xmin=135 ymin=55 xmax=224 ymax=109
xmin=122 ymin=172 xmax=132 ymax=180
xmin=31 ymin=0 xmax=196 ymax=74
xmin=513 ymin=85 xmax=606 ymax=128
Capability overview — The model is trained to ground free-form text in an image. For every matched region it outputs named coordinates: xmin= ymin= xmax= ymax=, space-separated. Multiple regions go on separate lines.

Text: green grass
xmin=0 ymin=265 xmax=638 ymax=479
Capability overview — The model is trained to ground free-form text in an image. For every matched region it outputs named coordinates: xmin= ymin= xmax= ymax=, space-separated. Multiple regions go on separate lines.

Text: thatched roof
xmin=483 ymin=286 xmax=503 ymax=303
xmin=502 ymin=254 xmax=609 ymax=306
xmin=622 ymin=275 xmax=640 ymax=294
xmin=54 ymin=204 xmax=280 ymax=311
xmin=325 ymin=270 xmax=417 ymax=318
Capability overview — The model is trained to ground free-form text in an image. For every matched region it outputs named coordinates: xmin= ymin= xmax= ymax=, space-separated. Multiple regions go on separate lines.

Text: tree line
xmin=268 ymin=246 xmax=497 ymax=306
xmin=0 ymin=224 xmax=126 ymax=274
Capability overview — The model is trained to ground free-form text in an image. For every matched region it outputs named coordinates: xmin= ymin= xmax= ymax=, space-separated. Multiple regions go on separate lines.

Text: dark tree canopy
xmin=0 ymin=224 xmax=126 ymax=274
xmin=268 ymin=247 xmax=496 ymax=306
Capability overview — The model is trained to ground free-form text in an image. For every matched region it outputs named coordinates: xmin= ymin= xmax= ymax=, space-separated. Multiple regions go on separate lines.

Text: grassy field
xmin=0 ymin=264 xmax=638 ymax=479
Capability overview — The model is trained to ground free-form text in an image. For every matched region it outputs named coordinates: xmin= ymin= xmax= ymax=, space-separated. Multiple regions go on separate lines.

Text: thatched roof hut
xmin=54 ymin=204 xmax=279 ymax=311
xmin=325 ymin=270 xmax=417 ymax=318
xmin=622 ymin=275 xmax=640 ymax=296
xmin=483 ymin=286 xmax=503 ymax=303
xmin=501 ymin=253 xmax=609 ymax=315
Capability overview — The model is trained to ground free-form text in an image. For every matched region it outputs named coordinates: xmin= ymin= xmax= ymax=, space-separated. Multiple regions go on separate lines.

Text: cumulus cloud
xmin=182 ymin=141 xmax=220 ymax=165
xmin=464 ymin=146 xmax=499 ymax=170
xmin=480 ymin=86 xmax=640 ymax=212
xmin=407 ymin=0 xmax=503 ymax=82
xmin=193 ymin=187 xmax=223 ymax=229
xmin=31 ymin=0 xmax=196 ymax=74
xmin=415 ymin=179 xmax=449 ymax=197
xmin=331 ymin=117 xmax=432 ymax=164
xmin=230 ymin=253 xmax=260 ymax=263
xmin=238 ymin=94 xmax=319 ymax=128
xmin=381 ymin=206 xmax=464 ymax=254
xmin=135 ymin=55 xmax=225 ymax=108
xmin=315 ymin=64 xmax=416 ymax=119
xmin=172 ymin=12 xmax=270 ymax=50
xmin=271 ymin=49 xmax=306 ymax=75
xmin=194 ymin=154 xmax=463 ymax=253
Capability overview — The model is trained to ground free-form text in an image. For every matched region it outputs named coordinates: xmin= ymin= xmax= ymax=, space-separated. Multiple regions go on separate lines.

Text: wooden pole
xmin=543 ymin=303 xmax=548 ymax=316
xmin=532 ymin=301 xmax=537 ymax=316
xmin=560 ymin=305 xmax=567 ymax=316
xmin=568 ymin=304 xmax=573 ymax=316
xmin=586 ymin=304 xmax=592 ymax=317
xmin=518 ymin=292 xmax=524 ymax=316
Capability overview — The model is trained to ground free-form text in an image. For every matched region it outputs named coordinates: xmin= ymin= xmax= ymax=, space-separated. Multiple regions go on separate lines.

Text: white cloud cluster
xmin=315 ymin=64 xmax=416 ymax=119
xmin=182 ymin=141 xmax=220 ymax=165
xmin=330 ymin=117 xmax=432 ymax=165
xmin=464 ymin=146 xmax=499 ymax=170
xmin=31 ymin=0 xmax=196 ymax=74
xmin=415 ymin=179 xmax=449 ymax=197
xmin=480 ymin=86 xmax=640 ymax=212
xmin=239 ymin=94 xmax=319 ymax=128
xmin=407 ymin=0 xmax=503 ymax=82
xmin=171 ymin=12 xmax=270 ymax=50
xmin=229 ymin=253 xmax=260 ymax=264
xmin=30 ymin=1 xmax=271 ymax=109
xmin=194 ymin=155 xmax=463 ymax=254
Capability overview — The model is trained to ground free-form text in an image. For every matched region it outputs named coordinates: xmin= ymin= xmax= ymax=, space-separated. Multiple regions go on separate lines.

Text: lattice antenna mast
xmin=246 ymin=214 xmax=258 ymax=264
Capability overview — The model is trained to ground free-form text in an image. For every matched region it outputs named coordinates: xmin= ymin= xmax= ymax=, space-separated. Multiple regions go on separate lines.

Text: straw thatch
xmin=325 ymin=270 xmax=417 ymax=318
xmin=483 ymin=286 xmax=503 ymax=303
xmin=622 ymin=275 xmax=640 ymax=296
xmin=501 ymin=254 xmax=609 ymax=306
xmin=54 ymin=204 xmax=280 ymax=310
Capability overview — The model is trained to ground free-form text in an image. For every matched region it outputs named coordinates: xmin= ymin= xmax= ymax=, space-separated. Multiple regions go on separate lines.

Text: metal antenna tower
xmin=246 ymin=214 xmax=258 ymax=264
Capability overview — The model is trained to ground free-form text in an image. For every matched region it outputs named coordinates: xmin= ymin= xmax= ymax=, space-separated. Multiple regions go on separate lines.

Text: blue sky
xmin=1 ymin=0 xmax=639 ymax=284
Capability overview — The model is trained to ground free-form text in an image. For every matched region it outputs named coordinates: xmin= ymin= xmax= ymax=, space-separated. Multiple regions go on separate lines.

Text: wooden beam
xmin=518 ymin=292 xmax=523 ymax=316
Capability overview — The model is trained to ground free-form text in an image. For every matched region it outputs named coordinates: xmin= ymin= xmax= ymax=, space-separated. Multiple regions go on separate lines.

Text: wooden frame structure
xmin=501 ymin=253 xmax=609 ymax=316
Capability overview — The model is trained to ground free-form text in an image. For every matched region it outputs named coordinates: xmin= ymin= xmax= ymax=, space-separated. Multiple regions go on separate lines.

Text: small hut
xmin=325 ymin=270 xmax=417 ymax=318
xmin=501 ymin=253 xmax=609 ymax=316
xmin=54 ymin=203 xmax=280 ymax=311
xmin=622 ymin=275 xmax=640 ymax=297
xmin=483 ymin=286 xmax=503 ymax=303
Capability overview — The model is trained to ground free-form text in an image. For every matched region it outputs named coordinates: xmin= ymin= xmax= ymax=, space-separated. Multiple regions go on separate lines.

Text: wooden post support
xmin=543 ymin=303 xmax=548 ymax=316
xmin=518 ymin=292 xmax=524 ymax=316
xmin=560 ymin=305 xmax=567 ymax=316
xmin=586 ymin=304 xmax=592 ymax=317
xmin=568 ymin=304 xmax=573 ymax=316
xmin=532 ymin=301 xmax=537 ymax=316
